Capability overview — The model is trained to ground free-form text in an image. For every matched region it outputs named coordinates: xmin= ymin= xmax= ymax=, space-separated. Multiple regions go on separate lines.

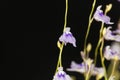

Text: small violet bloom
xmin=59 ymin=27 xmax=76 ymax=47
xmin=53 ymin=67 xmax=72 ymax=80
xmin=104 ymin=46 xmax=120 ymax=60
xmin=104 ymin=27 xmax=120 ymax=42
xmin=93 ymin=5 xmax=114 ymax=24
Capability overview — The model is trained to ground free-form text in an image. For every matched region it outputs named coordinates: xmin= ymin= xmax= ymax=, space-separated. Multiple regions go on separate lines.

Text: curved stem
xmin=55 ymin=43 xmax=64 ymax=74
xmin=84 ymin=0 xmax=96 ymax=55
xmin=94 ymin=22 xmax=104 ymax=65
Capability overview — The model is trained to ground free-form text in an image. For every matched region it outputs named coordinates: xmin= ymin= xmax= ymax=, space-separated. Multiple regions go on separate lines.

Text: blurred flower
xmin=104 ymin=27 xmax=120 ymax=42
xmin=53 ymin=67 xmax=72 ymax=80
xmin=104 ymin=27 xmax=115 ymax=40
xmin=59 ymin=27 xmax=76 ymax=47
xmin=118 ymin=0 xmax=120 ymax=2
xmin=67 ymin=61 xmax=104 ymax=79
xmin=104 ymin=46 xmax=120 ymax=60
xmin=67 ymin=52 xmax=104 ymax=79
xmin=93 ymin=5 xmax=114 ymax=24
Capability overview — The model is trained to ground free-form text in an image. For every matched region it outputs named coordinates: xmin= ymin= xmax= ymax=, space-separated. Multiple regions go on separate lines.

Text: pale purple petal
xmin=104 ymin=27 xmax=115 ymax=40
xmin=53 ymin=67 xmax=72 ymax=80
xmin=59 ymin=27 xmax=76 ymax=47
xmin=104 ymin=46 xmax=114 ymax=60
xmin=67 ymin=61 xmax=86 ymax=73
xmin=93 ymin=5 xmax=114 ymax=24
xmin=114 ymin=35 xmax=120 ymax=42
xmin=113 ymin=29 xmax=120 ymax=34
xmin=104 ymin=45 xmax=120 ymax=60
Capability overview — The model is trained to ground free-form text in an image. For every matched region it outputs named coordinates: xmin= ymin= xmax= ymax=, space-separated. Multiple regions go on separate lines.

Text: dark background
xmin=0 ymin=0 xmax=120 ymax=80
xmin=0 ymin=0 xmax=8 ymax=8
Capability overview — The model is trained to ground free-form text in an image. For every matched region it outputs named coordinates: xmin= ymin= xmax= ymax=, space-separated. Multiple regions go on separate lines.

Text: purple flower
xmin=59 ymin=27 xmax=76 ymax=47
xmin=67 ymin=61 xmax=104 ymax=79
xmin=104 ymin=27 xmax=115 ymax=40
xmin=53 ymin=67 xmax=72 ymax=80
xmin=67 ymin=51 xmax=104 ymax=79
xmin=67 ymin=61 xmax=94 ymax=73
xmin=93 ymin=5 xmax=114 ymax=24
xmin=104 ymin=45 xmax=120 ymax=60
xmin=104 ymin=27 xmax=120 ymax=42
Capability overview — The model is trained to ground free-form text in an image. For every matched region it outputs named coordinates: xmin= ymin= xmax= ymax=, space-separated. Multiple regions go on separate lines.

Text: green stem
xmin=100 ymin=39 xmax=107 ymax=80
xmin=63 ymin=0 xmax=68 ymax=32
xmin=84 ymin=0 xmax=96 ymax=56
xmin=85 ymin=70 xmax=90 ymax=80
xmin=54 ymin=0 xmax=68 ymax=75
xmin=94 ymin=39 xmax=101 ymax=65
xmin=94 ymin=22 xmax=104 ymax=65
xmin=55 ymin=43 xmax=64 ymax=74
xmin=108 ymin=60 xmax=117 ymax=80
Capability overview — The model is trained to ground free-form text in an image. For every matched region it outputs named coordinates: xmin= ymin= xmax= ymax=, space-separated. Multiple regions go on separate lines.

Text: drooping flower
xmin=53 ymin=67 xmax=72 ymax=80
xmin=104 ymin=45 xmax=120 ymax=60
xmin=93 ymin=5 xmax=114 ymax=24
xmin=59 ymin=27 xmax=76 ymax=47
xmin=104 ymin=27 xmax=120 ymax=42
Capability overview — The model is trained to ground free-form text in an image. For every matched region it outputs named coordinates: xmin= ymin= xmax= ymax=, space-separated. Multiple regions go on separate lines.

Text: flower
xmin=67 ymin=52 xmax=104 ymax=79
xmin=59 ymin=27 xmax=76 ymax=47
xmin=67 ymin=61 xmax=104 ymax=79
xmin=53 ymin=67 xmax=72 ymax=80
xmin=104 ymin=45 xmax=120 ymax=60
xmin=93 ymin=5 xmax=114 ymax=24
xmin=104 ymin=27 xmax=120 ymax=42
xmin=104 ymin=27 xmax=115 ymax=40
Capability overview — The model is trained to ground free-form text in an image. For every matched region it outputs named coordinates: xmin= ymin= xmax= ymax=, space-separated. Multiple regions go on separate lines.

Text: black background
xmin=0 ymin=0 xmax=8 ymax=8
xmin=0 ymin=0 xmax=120 ymax=80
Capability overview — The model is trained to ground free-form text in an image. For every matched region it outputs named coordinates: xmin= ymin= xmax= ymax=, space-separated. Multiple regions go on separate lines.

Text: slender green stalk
xmin=108 ymin=60 xmax=117 ymax=80
xmin=94 ymin=39 xmax=101 ymax=65
xmin=84 ymin=0 xmax=96 ymax=56
xmin=100 ymin=38 xmax=107 ymax=80
xmin=54 ymin=0 xmax=68 ymax=75
xmin=63 ymin=0 xmax=68 ymax=32
xmin=94 ymin=22 xmax=104 ymax=65
xmin=85 ymin=69 xmax=90 ymax=80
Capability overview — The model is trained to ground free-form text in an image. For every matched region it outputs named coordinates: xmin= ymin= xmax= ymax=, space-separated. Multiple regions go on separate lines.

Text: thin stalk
xmin=108 ymin=60 xmax=117 ymax=80
xmin=100 ymin=39 xmax=107 ymax=80
xmin=84 ymin=0 xmax=96 ymax=56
